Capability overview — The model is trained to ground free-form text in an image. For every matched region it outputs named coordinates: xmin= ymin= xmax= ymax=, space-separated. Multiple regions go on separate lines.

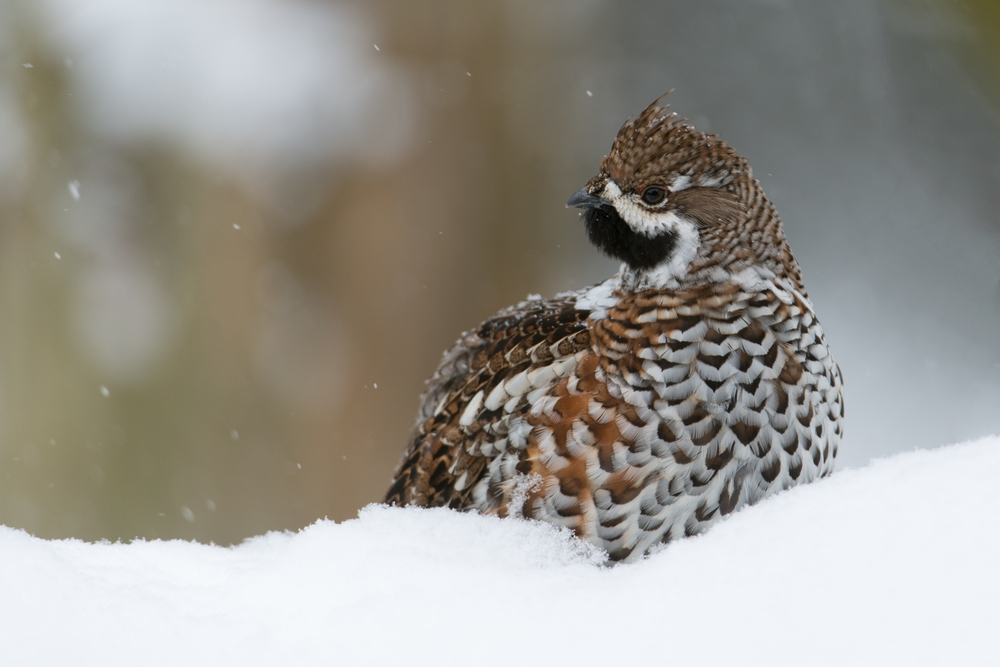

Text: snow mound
xmin=2 ymin=437 xmax=998 ymax=666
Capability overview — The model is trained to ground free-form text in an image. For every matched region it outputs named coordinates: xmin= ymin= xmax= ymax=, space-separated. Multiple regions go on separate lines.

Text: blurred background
xmin=0 ymin=0 xmax=998 ymax=544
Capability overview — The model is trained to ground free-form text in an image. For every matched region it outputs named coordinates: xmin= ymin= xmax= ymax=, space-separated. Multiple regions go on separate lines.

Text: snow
xmin=2 ymin=437 xmax=998 ymax=667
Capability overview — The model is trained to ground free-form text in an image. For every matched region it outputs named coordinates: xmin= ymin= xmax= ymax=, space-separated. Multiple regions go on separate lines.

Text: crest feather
xmin=600 ymin=92 xmax=746 ymax=193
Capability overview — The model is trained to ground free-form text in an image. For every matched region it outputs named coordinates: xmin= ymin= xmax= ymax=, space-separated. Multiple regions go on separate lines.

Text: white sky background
xmin=1 ymin=436 xmax=997 ymax=666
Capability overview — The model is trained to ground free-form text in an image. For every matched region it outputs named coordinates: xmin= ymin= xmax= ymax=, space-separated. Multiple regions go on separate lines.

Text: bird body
xmin=386 ymin=95 xmax=843 ymax=562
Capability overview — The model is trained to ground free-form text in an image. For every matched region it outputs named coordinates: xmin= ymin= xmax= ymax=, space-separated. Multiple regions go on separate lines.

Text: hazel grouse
xmin=385 ymin=94 xmax=844 ymax=563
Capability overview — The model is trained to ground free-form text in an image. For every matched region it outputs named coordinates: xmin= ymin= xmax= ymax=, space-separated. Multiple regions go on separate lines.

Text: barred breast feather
xmin=386 ymin=274 xmax=842 ymax=562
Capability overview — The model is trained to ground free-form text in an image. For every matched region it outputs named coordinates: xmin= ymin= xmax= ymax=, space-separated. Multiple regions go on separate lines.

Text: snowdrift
xmin=2 ymin=437 xmax=998 ymax=666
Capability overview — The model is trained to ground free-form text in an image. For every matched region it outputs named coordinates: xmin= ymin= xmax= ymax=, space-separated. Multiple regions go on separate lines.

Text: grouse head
xmin=568 ymin=94 xmax=802 ymax=290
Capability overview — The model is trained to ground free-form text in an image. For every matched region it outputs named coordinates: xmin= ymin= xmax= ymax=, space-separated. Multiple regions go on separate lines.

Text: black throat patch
xmin=583 ymin=205 xmax=678 ymax=272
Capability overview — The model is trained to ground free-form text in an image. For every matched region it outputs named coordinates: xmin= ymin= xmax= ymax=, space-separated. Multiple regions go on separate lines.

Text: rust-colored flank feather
xmin=386 ymin=94 xmax=843 ymax=563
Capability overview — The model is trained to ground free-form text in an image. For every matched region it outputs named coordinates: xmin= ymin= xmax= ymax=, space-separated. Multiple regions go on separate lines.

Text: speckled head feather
xmin=579 ymin=94 xmax=806 ymax=292
xmin=598 ymin=96 xmax=747 ymax=194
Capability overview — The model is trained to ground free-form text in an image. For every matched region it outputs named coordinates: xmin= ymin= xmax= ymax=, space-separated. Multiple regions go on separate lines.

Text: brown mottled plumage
xmin=386 ymin=94 xmax=843 ymax=562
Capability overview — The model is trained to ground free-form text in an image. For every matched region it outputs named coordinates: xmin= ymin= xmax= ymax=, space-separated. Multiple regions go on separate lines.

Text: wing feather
xmin=385 ymin=291 xmax=593 ymax=509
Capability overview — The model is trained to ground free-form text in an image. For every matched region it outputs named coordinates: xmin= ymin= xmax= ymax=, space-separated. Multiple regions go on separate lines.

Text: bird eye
xmin=640 ymin=186 xmax=667 ymax=205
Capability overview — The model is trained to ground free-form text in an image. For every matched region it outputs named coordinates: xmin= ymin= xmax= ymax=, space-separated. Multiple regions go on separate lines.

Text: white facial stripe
xmin=669 ymin=172 xmax=735 ymax=192
xmin=667 ymin=174 xmax=691 ymax=191
xmin=603 ymin=179 xmax=624 ymax=198
xmin=642 ymin=214 xmax=700 ymax=283
xmin=601 ymin=178 xmax=702 ymax=283
xmin=601 ymin=179 xmax=679 ymax=238
xmin=697 ymin=173 xmax=733 ymax=189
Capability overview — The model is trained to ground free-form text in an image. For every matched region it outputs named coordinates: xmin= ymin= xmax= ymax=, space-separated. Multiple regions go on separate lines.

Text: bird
xmin=385 ymin=94 xmax=843 ymax=563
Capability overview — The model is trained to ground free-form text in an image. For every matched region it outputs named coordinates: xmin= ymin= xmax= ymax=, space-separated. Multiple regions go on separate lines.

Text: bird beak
xmin=566 ymin=188 xmax=608 ymax=210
